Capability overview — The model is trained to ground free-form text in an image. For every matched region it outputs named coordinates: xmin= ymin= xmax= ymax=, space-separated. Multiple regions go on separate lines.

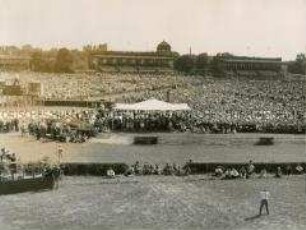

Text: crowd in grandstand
xmin=0 ymin=71 xmax=305 ymax=135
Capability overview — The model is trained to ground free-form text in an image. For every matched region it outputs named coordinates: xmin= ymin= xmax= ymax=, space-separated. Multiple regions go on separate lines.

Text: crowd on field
xmin=0 ymin=72 xmax=305 ymax=134
xmin=111 ymin=76 xmax=305 ymax=133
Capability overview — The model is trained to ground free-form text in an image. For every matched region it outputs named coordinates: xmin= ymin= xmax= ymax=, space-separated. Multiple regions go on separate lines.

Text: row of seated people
xmin=106 ymin=161 xmax=192 ymax=178
xmin=213 ymin=163 xmax=304 ymax=180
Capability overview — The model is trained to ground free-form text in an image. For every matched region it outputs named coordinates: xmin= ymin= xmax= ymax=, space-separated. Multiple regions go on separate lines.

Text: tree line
xmin=0 ymin=45 xmax=305 ymax=75
xmin=173 ymin=52 xmax=306 ymax=76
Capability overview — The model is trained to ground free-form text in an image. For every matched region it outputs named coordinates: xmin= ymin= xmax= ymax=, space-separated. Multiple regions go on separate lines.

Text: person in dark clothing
xmin=286 ymin=165 xmax=293 ymax=177
xmin=259 ymin=189 xmax=270 ymax=215
xmin=275 ymin=166 xmax=282 ymax=178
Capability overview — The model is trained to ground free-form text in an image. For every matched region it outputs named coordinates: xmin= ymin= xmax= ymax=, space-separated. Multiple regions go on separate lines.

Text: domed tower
xmin=156 ymin=40 xmax=171 ymax=55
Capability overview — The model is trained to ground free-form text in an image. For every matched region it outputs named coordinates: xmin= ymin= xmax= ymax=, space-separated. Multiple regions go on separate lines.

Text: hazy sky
xmin=0 ymin=0 xmax=305 ymax=60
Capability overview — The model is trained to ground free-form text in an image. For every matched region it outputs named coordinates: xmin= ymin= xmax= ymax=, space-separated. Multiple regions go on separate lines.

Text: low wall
xmin=61 ymin=162 xmax=128 ymax=176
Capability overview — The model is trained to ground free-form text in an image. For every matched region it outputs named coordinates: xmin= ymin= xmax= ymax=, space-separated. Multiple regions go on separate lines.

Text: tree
xmin=195 ymin=53 xmax=209 ymax=74
xmin=210 ymin=53 xmax=224 ymax=77
xmin=54 ymin=48 xmax=74 ymax=73
xmin=30 ymin=51 xmax=53 ymax=72
xmin=209 ymin=52 xmax=233 ymax=77
xmin=174 ymin=54 xmax=196 ymax=74
xmin=288 ymin=53 xmax=306 ymax=75
xmin=71 ymin=50 xmax=89 ymax=71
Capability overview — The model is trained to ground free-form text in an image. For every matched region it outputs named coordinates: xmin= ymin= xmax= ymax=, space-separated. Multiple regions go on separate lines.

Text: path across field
xmin=1 ymin=132 xmax=305 ymax=164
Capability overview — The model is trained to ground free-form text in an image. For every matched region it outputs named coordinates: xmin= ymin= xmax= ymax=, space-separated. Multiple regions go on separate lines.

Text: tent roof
xmin=114 ymin=98 xmax=191 ymax=111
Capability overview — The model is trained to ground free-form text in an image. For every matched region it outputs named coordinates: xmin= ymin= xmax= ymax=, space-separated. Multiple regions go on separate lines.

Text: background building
xmin=89 ymin=41 xmax=179 ymax=72
xmin=0 ymin=55 xmax=31 ymax=71
xmin=221 ymin=56 xmax=282 ymax=72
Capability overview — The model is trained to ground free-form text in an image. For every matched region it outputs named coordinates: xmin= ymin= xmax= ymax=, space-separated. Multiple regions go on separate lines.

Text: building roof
xmin=157 ymin=41 xmax=171 ymax=51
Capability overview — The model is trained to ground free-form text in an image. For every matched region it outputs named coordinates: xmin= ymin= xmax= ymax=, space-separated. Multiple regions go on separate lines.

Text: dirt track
xmin=0 ymin=132 xmax=305 ymax=164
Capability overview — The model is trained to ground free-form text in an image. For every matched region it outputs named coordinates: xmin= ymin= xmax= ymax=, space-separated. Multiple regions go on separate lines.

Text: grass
xmin=0 ymin=175 xmax=305 ymax=230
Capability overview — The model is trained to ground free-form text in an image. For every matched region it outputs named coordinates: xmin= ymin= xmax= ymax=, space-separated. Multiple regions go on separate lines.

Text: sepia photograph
xmin=0 ymin=0 xmax=305 ymax=229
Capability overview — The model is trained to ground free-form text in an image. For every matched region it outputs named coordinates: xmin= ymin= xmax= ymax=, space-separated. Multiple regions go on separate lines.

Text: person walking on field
xmin=259 ymin=189 xmax=270 ymax=216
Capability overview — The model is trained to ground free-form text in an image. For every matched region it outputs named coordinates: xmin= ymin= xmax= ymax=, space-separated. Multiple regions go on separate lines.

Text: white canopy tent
xmin=114 ymin=98 xmax=191 ymax=111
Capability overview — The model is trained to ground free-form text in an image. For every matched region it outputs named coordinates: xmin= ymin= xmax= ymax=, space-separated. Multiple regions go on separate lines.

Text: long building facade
xmin=221 ymin=56 xmax=282 ymax=72
xmin=89 ymin=41 xmax=179 ymax=72
xmin=0 ymin=55 xmax=31 ymax=70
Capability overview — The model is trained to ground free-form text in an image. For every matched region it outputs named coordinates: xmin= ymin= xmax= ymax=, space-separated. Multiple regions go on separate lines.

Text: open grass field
xmin=1 ymin=132 xmax=305 ymax=229
xmin=0 ymin=132 xmax=305 ymax=165
xmin=0 ymin=175 xmax=305 ymax=230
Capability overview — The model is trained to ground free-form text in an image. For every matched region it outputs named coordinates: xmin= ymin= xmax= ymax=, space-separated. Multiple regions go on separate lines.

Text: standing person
xmin=57 ymin=145 xmax=63 ymax=164
xmin=275 ymin=166 xmax=282 ymax=178
xmin=286 ymin=165 xmax=293 ymax=177
xmin=247 ymin=160 xmax=255 ymax=179
xmin=259 ymin=189 xmax=270 ymax=216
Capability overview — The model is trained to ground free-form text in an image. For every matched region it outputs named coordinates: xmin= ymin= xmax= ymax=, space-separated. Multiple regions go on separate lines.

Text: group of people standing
xmin=0 ymin=119 xmax=19 ymax=133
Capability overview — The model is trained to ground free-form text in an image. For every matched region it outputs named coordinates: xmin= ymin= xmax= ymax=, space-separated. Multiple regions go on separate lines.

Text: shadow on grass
xmin=244 ymin=214 xmax=261 ymax=221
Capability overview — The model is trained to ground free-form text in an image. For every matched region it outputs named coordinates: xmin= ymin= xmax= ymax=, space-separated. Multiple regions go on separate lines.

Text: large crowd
xmin=0 ymin=71 xmax=305 ymax=135
xmin=111 ymin=76 xmax=305 ymax=133
xmin=0 ymin=71 xmax=178 ymax=101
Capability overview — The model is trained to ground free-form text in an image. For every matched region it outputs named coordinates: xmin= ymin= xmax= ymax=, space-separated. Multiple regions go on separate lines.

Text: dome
xmin=157 ymin=41 xmax=171 ymax=53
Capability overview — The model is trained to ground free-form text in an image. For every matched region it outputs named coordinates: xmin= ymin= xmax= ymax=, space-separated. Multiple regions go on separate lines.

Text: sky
xmin=0 ymin=0 xmax=305 ymax=60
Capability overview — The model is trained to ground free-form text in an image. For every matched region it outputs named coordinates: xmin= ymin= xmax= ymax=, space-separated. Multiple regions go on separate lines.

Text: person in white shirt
xmin=106 ymin=168 xmax=115 ymax=178
xmin=259 ymin=189 xmax=270 ymax=215
xmin=231 ymin=168 xmax=240 ymax=178
xmin=296 ymin=164 xmax=304 ymax=174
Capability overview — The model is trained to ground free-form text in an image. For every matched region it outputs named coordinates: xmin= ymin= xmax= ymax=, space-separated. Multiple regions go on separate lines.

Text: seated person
xmin=175 ymin=166 xmax=183 ymax=176
xmin=231 ymin=168 xmax=240 ymax=179
xmin=214 ymin=166 xmax=224 ymax=177
xmin=133 ymin=161 xmax=141 ymax=175
xmin=275 ymin=166 xmax=282 ymax=178
xmin=143 ymin=163 xmax=151 ymax=175
xmin=163 ymin=163 xmax=173 ymax=176
xmin=239 ymin=166 xmax=247 ymax=179
xmin=259 ymin=168 xmax=267 ymax=178
xmin=296 ymin=164 xmax=304 ymax=174
xmin=183 ymin=164 xmax=191 ymax=176
xmin=106 ymin=167 xmax=115 ymax=178
xmin=172 ymin=163 xmax=178 ymax=174
xmin=247 ymin=160 xmax=255 ymax=178
xmin=223 ymin=168 xmax=231 ymax=179
xmin=124 ymin=166 xmax=134 ymax=176
xmin=153 ymin=164 xmax=160 ymax=175
xmin=285 ymin=165 xmax=293 ymax=176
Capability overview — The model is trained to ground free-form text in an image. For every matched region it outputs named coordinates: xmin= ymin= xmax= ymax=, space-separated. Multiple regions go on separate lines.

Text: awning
xmin=114 ymin=98 xmax=191 ymax=111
